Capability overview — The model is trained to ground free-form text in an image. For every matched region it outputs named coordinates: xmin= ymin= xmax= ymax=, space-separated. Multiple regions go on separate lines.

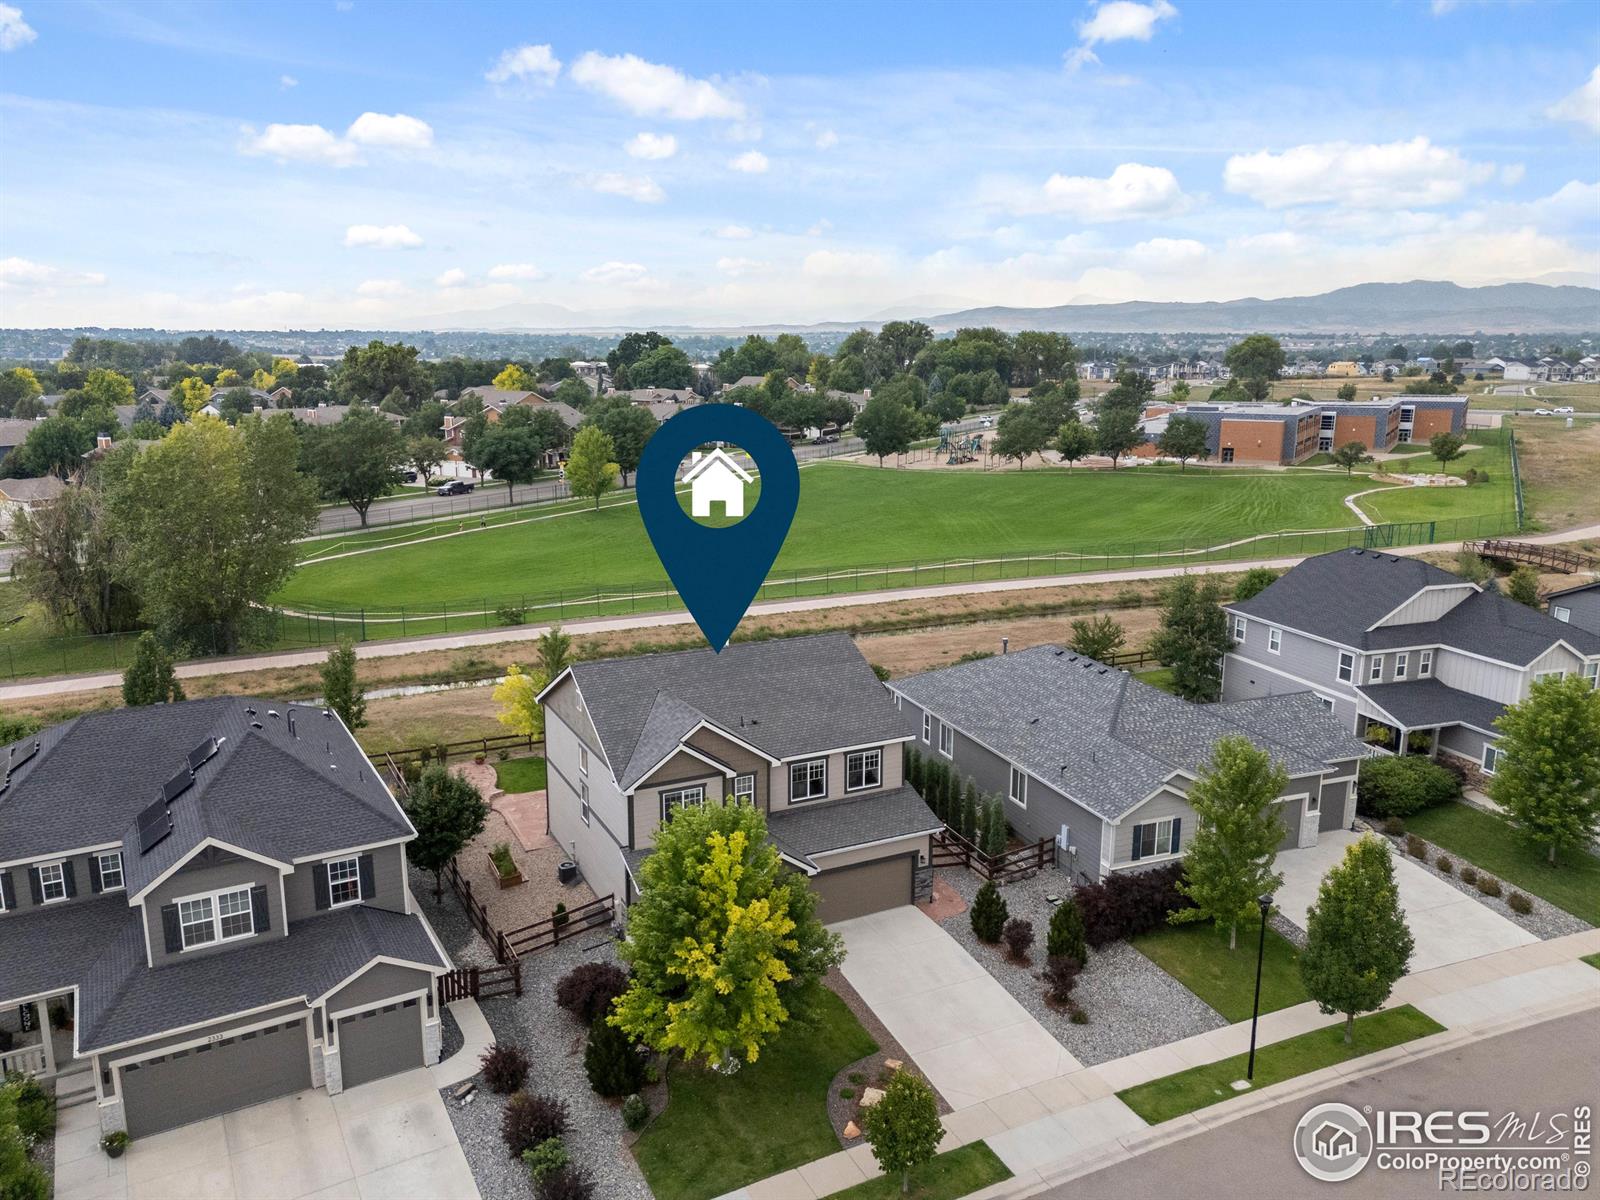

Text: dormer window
xmin=95 ymin=851 xmax=124 ymax=892
xmin=177 ymin=885 xmax=255 ymax=950
xmin=327 ymin=857 xmax=362 ymax=907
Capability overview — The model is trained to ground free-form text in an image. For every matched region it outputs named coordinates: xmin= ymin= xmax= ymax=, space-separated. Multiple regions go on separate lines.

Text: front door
xmin=1299 ymin=794 xmax=1320 ymax=848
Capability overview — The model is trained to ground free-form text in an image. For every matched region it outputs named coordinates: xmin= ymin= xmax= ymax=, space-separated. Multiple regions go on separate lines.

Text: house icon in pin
xmin=684 ymin=448 xmax=755 ymax=518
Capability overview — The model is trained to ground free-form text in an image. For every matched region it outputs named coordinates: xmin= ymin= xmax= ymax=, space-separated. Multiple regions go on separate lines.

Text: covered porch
xmin=1 ymin=989 xmax=87 ymax=1081
xmin=1356 ymin=679 xmax=1506 ymax=762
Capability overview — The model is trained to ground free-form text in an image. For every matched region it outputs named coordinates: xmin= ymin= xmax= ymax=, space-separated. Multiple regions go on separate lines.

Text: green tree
xmin=1299 ymin=835 xmax=1414 ymax=1043
xmin=1506 ymin=564 xmax=1541 ymax=609
xmin=612 ymin=800 xmax=843 ymax=1068
xmin=405 ymin=434 xmax=446 ymax=486
xmin=1336 ymin=382 xmax=1358 ymax=401
xmin=10 ymin=463 xmax=137 ymax=635
xmin=565 ymin=425 xmax=619 ymax=509
xmin=1156 ymin=414 xmax=1209 ymax=469
xmin=11 ymin=415 xmax=92 ymax=478
xmin=473 ymin=419 xmax=555 ymax=504
xmin=970 ymin=879 xmax=1008 ymax=942
xmin=1149 ymin=576 xmax=1232 ymax=701
xmin=1045 ymin=896 xmax=1087 ymax=965
xmin=586 ymin=399 xmax=657 ymax=485
xmin=1094 ymin=405 xmax=1144 ymax=469
xmin=122 ymin=632 xmax=185 ymax=706
xmin=0 ymin=1078 xmax=50 ymax=1200
xmin=991 ymin=403 xmax=1050 ymax=468
xmin=1429 ymin=431 xmax=1467 ymax=473
xmin=1224 ymin=335 xmax=1286 ymax=401
xmin=1232 ymin=567 xmax=1280 ymax=602
xmin=630 ymin=344 xmax=695 ymax=389
xmin=860 ymin=1070 xmax=943 ymax=1195
xmin=981 ymin=794 xmax=1006 ymax=856
xmin=584 ymin=1016 xmax=645 ymax=1098
xmin=607 ymin=331 xmax=672 ymax=376
xmin=404 ymin=764 xmax=490 ymax=901
xmin=1170 ymin=736 xmax=1288 ymax=950
xmin=1330 ymin=441 xmax=1373 ymax=475
xmin=855 ymin=395 xmax=917 ymax=465
xmin=536 ymin=626 xmax=574 ymax=679
xmin=60 ymin=367 xmax=135 ymax=419
xmin=1489 ymin=675 xmax=1600 ymax=865
xmin=1068 ymin=614 xmax=1126 ymax=660
xmin=0 ymin=366 xmax=43 ymax=416
xmin=1169 ymin=379 xmax=1191 ymax=404
xmin=306 ymin=406 xmax=405 ymax=526
xmin=1055 ymin=420 xmax=1096 ymax=467
xmin=321 ymin=638 xmax=367 ymax=731
xmin=339 ymin=340 xmax=432 ymax=409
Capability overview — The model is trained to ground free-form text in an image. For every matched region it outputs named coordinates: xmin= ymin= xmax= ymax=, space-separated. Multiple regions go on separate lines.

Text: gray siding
xmin=1549 ymin=589 xmax=1600 ymax=637
xmin=1440 ymin=723 xmax=1493 ymax=765
xmin=1223 ymin=622 xmax=1356 ymax=725
xmin=325 ymin=962 xmax=434 ymax=1014
xmin=141 ymin=848 xmax=285 ymax=967
xmin=0 ymin=848 xmax=122 ymax=918
xmin=283 ymin=844 xmax=407 ymax=923
xmin=1114 ymin=789 xmax=1196 ymax=868
xmin=1374 ymin=586 xmax=1475 ymax=628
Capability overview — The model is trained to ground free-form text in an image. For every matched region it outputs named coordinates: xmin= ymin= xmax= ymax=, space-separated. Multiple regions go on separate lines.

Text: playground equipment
xmin=938 ymin=428 xmax=985 ymax=465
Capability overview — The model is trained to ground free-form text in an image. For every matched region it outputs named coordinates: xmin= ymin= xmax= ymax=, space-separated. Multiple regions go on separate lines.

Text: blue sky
xmin=1 ymin=0 xmax=1597 ymax=329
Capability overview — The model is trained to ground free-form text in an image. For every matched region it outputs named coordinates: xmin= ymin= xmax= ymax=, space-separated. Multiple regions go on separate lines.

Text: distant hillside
xmin=925 ymin=281 xmax=1600 ymax=334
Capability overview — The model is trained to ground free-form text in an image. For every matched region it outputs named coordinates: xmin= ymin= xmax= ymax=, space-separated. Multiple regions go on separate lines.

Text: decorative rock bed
xmin=824 ymin=968 xmax=947 ymax=1149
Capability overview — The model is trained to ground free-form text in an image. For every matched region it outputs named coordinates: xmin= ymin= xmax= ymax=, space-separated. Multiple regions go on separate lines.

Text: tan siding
xmin=809 ymin=832 xmax=931 ymax=871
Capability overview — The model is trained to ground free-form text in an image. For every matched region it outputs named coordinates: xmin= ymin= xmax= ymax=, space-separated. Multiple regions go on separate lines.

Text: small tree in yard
xmin=1056 ymin=420 xmax=1096 ymax=467
xmin=494 ymin=663 xmax=547 ymax=739
xmin=1156 ymin=414 xmax=1209 ymax=469
xmin=1068 ymin=614 xmax=1125 ymax=660
xmin=1149 ymin=575 xmax=1232 ymax=702
xmin=1429 ymin=430 xmax=1466 ymax=474
xmin=565 ymin=425 xmax=619 ymax=509
xmin=982 ymin=796 xmax=1007 ymax=857
xmin=1170 ymin=736 xmax=1287 ymax=950
xmin=404 ymin=766 xmax=489 ymax=901
xmin=1233 ymin=567 xmax=1279 ymax=602
xmin=320 ymin=637 xmax=366 ymax=731
xmin=1506 ymin=565 xmax=1541 ymax=609
xmin=959 ymin=787 xmax=979 ymax=842
xmin=1489 ymin=675 xmax=1600 ymax=865
xmin=861 ymin=1071 xmax=943 ymax=1195
xmin=536 ymin=626 xmax=574 ymax=679
xmin=584 ymin=1016 xmax=644 ymax=1097
xmin=122 ymin=631 xmax=185 ymax=706
xmin=1002 ymin=917 xmax=1034 ymax=962
xmin=1299 ymin=835 xmax=1414 ymax=1044
xmin=1046 ymin=896 xmax=1087 ymax=965
xmin=1330 ymin=442 xmax=1372 ymax=475
xmin=970 ymin=880 xmax=1008 ymax=943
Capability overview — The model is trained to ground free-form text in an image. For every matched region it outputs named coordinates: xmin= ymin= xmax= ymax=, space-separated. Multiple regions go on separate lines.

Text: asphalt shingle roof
xmin=1358 ymin=679 xmax=1506 ymax=733
xmin=1367 ymin=587 xmax=1600 ymax=663
xmin=766 ymin=786 xmax=941 ymax=869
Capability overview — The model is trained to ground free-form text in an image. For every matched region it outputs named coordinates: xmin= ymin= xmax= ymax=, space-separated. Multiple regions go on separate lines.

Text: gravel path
xmin=408 ymin=862 xmax=499 ymax=968
xmin=933 ymin=868 xmax=1225 ymax=1067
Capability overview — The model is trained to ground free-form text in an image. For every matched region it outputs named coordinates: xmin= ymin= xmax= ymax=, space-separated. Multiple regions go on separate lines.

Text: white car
xmin=979 ymin=416 xmax=994 ymax=428
xmin=1553 ymin=406 xmax=1575 ymax=414
xmin=1532 ymin=408 xmax=1553 ymax=416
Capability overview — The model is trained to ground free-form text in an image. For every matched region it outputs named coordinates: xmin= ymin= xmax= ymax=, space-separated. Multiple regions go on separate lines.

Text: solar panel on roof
xmin=7 ymin=740 xmax=38 ymax=772
xmin=186 ymin=737 xmax=218 ymax=772
xmin=162 ymin=768 xmax=193 ymax=804
xmin=137 ymin=798 xmax=173 ymax=855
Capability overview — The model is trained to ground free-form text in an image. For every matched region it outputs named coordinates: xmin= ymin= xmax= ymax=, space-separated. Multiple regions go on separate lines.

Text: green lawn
xmin=1117 ymin=1005 xmax=1444 ymax=1125
xmin=1356 ymin=430 xmax=1516 ymax=526
xmin=493 ymin=755 xmax=546 ymax=793
xmin=825 ymin=1143 xmax=1011 ymax=1200
xmin=1133 ymin=666 xmax=1177 ymax=694
xmin=1131 ymin=919 xmax=1309 ymax=1022
xmin=1403 ymin=802 xmax=1600 ymax=925
xmin=634 ymin=986 xmax=879 ymax=1200
xmin=1582 ymin=953 xmax=1600 ymax=971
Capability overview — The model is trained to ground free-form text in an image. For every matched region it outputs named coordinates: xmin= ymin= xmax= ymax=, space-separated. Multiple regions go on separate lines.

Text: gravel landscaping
xmin=408 ymin=861 xmax=499 ymax=968
xmin=933 ymin=867 xmax=1226 ymax=1066
xmin=439 ymin=1004 xmax=464 ymax=1063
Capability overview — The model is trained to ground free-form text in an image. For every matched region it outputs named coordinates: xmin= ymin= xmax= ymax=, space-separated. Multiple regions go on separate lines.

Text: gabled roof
xmin=1358 ymin=678 xmax=1505 ymax=734
xmin=1363 ymin=586 xmax=1600 ymax=662
xmin=1545 ymin=578 xmax=1600 ymax=601
xmin=0 ymin=476 xmax=66 ymax=503
xmin=766 ymin=786 xmax=941 ymax=871
xmin=1230 ymin=549 xmax=1469 ymax=647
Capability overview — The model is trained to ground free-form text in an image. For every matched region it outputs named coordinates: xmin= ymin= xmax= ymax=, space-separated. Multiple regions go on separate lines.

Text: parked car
xmin=810 ymin=433 xmax=839 ymax=444
xmin=1532 ymin=408 xmax=1553 ymax=416
xmin=402 ymin=470 xmax=418 ymax=483
xmin=436 ymin=480 xmax=474 ymax=496
xmin=1553 ymin=406 xmax=1575 ymax=414
xmin=979 ymin=416 xmax=994 ymax=428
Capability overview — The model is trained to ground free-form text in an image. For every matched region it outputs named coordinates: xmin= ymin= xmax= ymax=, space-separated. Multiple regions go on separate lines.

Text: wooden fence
xmin=382 ymin=733 xmax=542 ymax=767
xmin=443 ymin=858 xmax=515 ymax=964
xmin=439 ymin=962 xmax=523 ymax=1002
xmin=1466 ymin=539 xmax=1595 ymax=574
xmin=503 ymin=894 xmax=617 ymax=957
xmin=931 ymin=827 xmax=1056 ymax=882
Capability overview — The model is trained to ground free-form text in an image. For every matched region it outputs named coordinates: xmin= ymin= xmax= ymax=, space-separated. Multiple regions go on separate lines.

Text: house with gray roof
xmin=1223 ymin=548 xmax=1600 ymax=774
xmin=0 ymin=474 xmax=65 ymax=534
xmin=537 ymin=634 xmax=940 ymax=923
xmin=889 ymin=647 xmax=1366 ymax=883
xmin=0 ymin=698 xmax=448 ymax=1139
xmin=1546 ymin=578 xmax=1600 ymax=638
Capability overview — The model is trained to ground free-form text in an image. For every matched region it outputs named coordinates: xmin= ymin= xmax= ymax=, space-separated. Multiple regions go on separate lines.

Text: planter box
xmin=488 ymin=852 xmax=524 ymax=889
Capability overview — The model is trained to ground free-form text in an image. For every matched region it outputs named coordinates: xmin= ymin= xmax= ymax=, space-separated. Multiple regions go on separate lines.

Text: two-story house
xmin=0 ymin=699 xmax=448 ymax=1139
xmin=537 ymin=634 xmax=941 ymax=923
xmin=1222 ymin=549 xmax=1600 ymax=774
xmin=889 ymin=647 xmax=1366 ymax=883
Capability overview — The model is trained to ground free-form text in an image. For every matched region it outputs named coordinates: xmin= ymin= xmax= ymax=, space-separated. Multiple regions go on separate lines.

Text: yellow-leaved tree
xmin=493 ymin=363 xmax=536 ymax=391
xmin=172 ymin=376 xmax=211 ymax=415
xmin=214 ymin=368 xmax=242 ymax=388
xmin=251 ymin=368 xmax=277 ymax=391
xmin=270 ymin=358 xmax=300 ymax=380
xmin=492 ymin=663 xmax=546 ymax=738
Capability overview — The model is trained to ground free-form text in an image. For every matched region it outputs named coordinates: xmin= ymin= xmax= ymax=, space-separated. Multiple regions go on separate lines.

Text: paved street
xmin=1045 ymin=1009 xmax=1600 ymax=1200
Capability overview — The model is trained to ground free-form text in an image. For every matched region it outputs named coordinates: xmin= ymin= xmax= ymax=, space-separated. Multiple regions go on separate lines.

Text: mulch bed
xmin=823 ymin=969 xmax=949 ymax=1150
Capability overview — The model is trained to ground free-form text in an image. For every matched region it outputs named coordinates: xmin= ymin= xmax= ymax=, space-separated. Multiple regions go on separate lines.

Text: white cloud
xmin=716 ymin=256 xmax=769 ymax=277
xmin=1066 ymin=0 xmax=1177 ymax=69
xmin=1002 ymin=162 xmax=1190 ymax=221
xmin=807 ymin=218 xmax=833 ymax=237
xmin=714 ymin=224 xmax=754 ymax=239
xmin=581 ymin=261 xmax=648 ymax=285
xmin=488 ymin=262 xmax=544 ymax=280
xmin=486 ymin=43 xmax=561 ymax=85
xmin=1500 ymin=163 xmax=1526 ymax=185
xmin=356 ymin=278 xmax=407 ymax=297
xmin=241 ymin=123 xmax=361 ymax=167
xmin=814 ymin=129 xmax=838 ymax=150
xmin=343 ymin=224 xmax=423 ymax=249
xmin=802 ymin=250 xmax=890 ymax=278
xmin=1127 ymin=237 xmax=1208 ymax=266
xmin=279 ymin=74 xmax=298 ymax=89
xmin=570 ymin=51 xmax=744 ymax=119
xmin=729 ymin=150 xmax=769 ymax=174
xmin=587 ymin=172 xmax=666 ymax=203
xmin=345 ymin=112 xmax=433 ymax=150
xmin=1223 ymin=137 xmax=1493 ymax=208
xmin=434 ymin=267 xmax=468 ymax=287
xmin=626 ymin=132 xmax=678 ymax=160
xmin=0 ymin=4 xmax=35 ymax=51
xmin=0 ymin=257 xmax=105 ymax=287
xmin=1547 ymin=66 xmax=1600 ymax=134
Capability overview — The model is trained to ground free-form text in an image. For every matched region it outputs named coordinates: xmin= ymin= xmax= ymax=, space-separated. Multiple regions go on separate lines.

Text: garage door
xmin=121 ymin=1018 xmax=311 ymax=1138
xmin=337 ymin=997 xmax=423 ymax=1090
xmin=812 ymin=854 xmax=913 ymax=924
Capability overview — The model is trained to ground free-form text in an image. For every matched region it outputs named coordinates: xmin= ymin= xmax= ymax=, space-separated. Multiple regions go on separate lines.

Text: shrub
xmin=497 ymin=606 xmax=526 ymax=626
xmin=1459 ymin=866 xmax=1478 ymax=885
xmin=1045 ymin=897 xmax=1087 ymax=966
xmin=1382 ymin=817 xmax=1406 ymax=836
xmin=959 ymin=788 xmax=978 ymax=843
xmin=1357 ymin=756 xmax=1462 ymax=819
xmin=9 ymin=1074 xmax=55 ymax=1141
xmin=1076 ymin=862 xmax=1191 ymax=948
xmin=403 ymin=759 xmax=422 ymax=785
xmin=1042 ymin=956 xmax=1080 ymax=1005
xmin=584 ymin=1017 xmax=644 ymax=1098
xmin=555 ymin=962 xmax=629 ymax=1024
xmin=553 ymin=902 xmax=569 ymax=928
xmin=480 ymin=1043 xmax=530 ymax=1094
xmin=522 ymin=1138 xmax=570 ymax=1186
xmin=1475 ymin=875 xmax=1502 ymax=898
xmin=970 ymin=881 xmax=1008 ymax=943
xmin=1069 ymin=1004 xmax=1089 ymax=1025
xmin=498 ymin=748 xmax=511 ymax=761
xmin=848 ymin=1071 xmax=866 ymax=1085
xmin=1001 ymin=918 xmax=1034 ymax=962
xmin=537 ymin=1166 xmax=596 ymax=1200
xmin=1507 ymin=892 xmax=1533 ymax=915
xmin=490 ymin=841 xmax=518 ymax=877
xmin=870 ymin=663 xmax=891 ymax=682
xmin=502 ymin=1092 xmax=569 ymax=1159
xmin=622 ymin=1093 xmax=650 ymax=1132
xmin=1406 ymin=834 xmax=1427 ymax=859
xmin=839 ymin=1088 xmax=855 ymax=1100
xmin=432 ymin=742 xmax=449 ymax=764
xmin=1436 ymin=856 xmax=1454 ymax=875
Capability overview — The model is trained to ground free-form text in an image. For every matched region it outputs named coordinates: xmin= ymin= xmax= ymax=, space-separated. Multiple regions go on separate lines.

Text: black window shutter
xmin=161 ymin=903 xmax=182 ymax=953
xmin=1130 ymin=827 xmax=1143 ymax=862
xmin=89 ymin=856 xmax=102 ymax=893
xmin=357 ymin=854 xmax=375 ymax=901
xmin=1171 ymin=817 xmax=1182 ymax=853
xmin=250 ymin=885 xmax=270 ymax=933
xmin=27 ymin=867 xmax=42 ymax=905
xmin=312 ymin=862 xmax=330 ymax=910
xmin=0 ymin=870 xmax=14 ymax=910
xmin=61 ymin=861 xmax=76 ymax=898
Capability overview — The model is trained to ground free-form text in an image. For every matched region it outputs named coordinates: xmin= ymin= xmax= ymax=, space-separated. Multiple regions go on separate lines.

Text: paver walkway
xmin=493 ymin=789 xmax=554 ymax=851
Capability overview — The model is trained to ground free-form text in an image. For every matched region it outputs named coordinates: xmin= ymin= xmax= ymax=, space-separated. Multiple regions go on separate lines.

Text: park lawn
xmin=1356 ymin=431 xmax=1515 ymax=526
xmin=1402 ymin=802 xmax=1600 ymax=924
xmin=494 ymin=755 xmax=546 ymax=793
xmin=1117 ymin=1005 xmax=1444 ymax=1125
xmin=634 ymin=985 xmax=879 ymax=1200
xmin=1132 ymin=919 xmax=1309 ymax=1022
xmin=278 ymin=462 xmax=1382 ymax=611
xmin=826 ymin=1143 xmax=1011 ymax=1200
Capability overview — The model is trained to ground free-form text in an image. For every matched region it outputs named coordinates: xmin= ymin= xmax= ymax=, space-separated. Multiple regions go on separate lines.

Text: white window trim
xmin=326 ymin=855 xmax=362 ymax=908
xmin=789 ymin=759 xmax=828 ymax=803
xmin=37 ymin=861 xmax=67 ymax=905
xmin=660 ymin=785 xmax=707 ymax=820
xmin=1552 ymin=605 xmax=1571 ymax=623
xmin=733 ymin=773 xmax=756 ymax=803
xmin=1337 ymin=651 xmax=1355 ymax=683
xmin=96 ymin=851 xmax=124 ymax=892
xmin=1008 ymin=766 xmax=1028 ymax=809
xmin=937 ymin=724 xmax=953 ymax=759
xmin=580 ymin=780 xmax=591 ymax=826
xmin=1131 ymin=817 xmax=1178 ymax=861
xmin=844 ymin=749 xmax=881 ymax=794
xmin=1419 ymin=649 xmax=1433 ymax=677
xmin=921 ymin=712 xmax=930 ymax=744
xmin=1583 ymin=661 xmax=1598 ymax=688
xmin=579 ymin=746 xmax=589 ymax=777
xmin=1268 ymin=626 xmax=1282 ymax=654
xmin=1305 ymin=792 xmax=1321 ymax=814
xmin=1394 ymin=652 xmax=1408 ymax=680
xmin=1369 ymin=656 xmax=1384 ymax=683
xmin=1314 ymin=692 xmax=1336 ymax=712
xmin=1481 ymin=743 xmax=1501 ymax=775
xmin=1233 ymin=615 xmax=1247 ymax=642
xmin=175 ymin=884 xmax=256 ymax=951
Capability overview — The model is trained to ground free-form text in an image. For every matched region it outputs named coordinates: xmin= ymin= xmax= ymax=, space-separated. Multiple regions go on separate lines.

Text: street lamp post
xmin=1246 ymin=893 xmax=1274 ymax=1082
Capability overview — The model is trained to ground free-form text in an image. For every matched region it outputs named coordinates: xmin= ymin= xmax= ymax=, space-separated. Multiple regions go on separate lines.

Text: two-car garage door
xmin=121 ymin=1017 xmax=312 ymax=1138
xmin=811 ymin=854 xmax=914 ymax=924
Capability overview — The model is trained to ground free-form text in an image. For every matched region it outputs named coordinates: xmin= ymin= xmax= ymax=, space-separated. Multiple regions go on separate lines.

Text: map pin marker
xmin=636 ymin=404 xmax=799 ymax=652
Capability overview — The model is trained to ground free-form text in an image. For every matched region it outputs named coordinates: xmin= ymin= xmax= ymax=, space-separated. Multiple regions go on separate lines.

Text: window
xmin=1337 ymin=651 xmax=1355 ymax=683
xmin=1232 ymin=615 xmax=1247 ymax=642
xmin=1317 ymin=436 xmax=1333 ymax=453
xmin=1552 ymin=605 xmax=1571 ymax=623
xmin=1400 ymin=406 xmax=1415 ymax=424
xmin=580 ymin=781 xmax=591 ymax=826
xmin=1306 ymin=792 xmax=1320 ymax=814
xmin=1394 ymin=652 xmax=1408 ymax=680
xmin=921 ymin=712 xmax=930 ymax=744
xmin=1534 ymin=670 xmax=1565 ymax=685
xmin=179 ymin=897 xmax=216 ymax=948
xmin=1008 ymin=766 xmax=1028 ymax=809
xmin=37 ymin=862 xmax=67 ymax=904
xmin=178 ymin=886 xmax=255 ymax=950
xmin=845 ymin=750 xmax=881 ymax=793
xmin=1584 ymin=661 xmax=1598 ymax=689
xmin=1369 ymin=656 xmax=1384 ymax=683
xmin=1131 ymin=817 xmax=1180 ymax=861
xmin=789 ymin=759 xmax=827 ymax=802
xmin=1481 ymin=743 xmax=1502 ymax=775
xmin=327 ymin=857 xmax=361 ymax=906
xmin=579 ymin=746 xmax=588 ymax=776
xmin=1267 ymin=627 xmax=1282 ymax=654
xmin=96 ymin=852 xmax=124 ymax=892
xmin=1221 ymin=447 xmax=1235 ymax=463
xmin=733 ymin=773 xmax=755 ymax=803
xmin=217 ymin=889 xmax=254 ymax=939
xmin=661 ymin=786 xmax=705 ymax=819
xmin=1319 ymin=414 xmax=1335 ymax=430
xmin=938 ymin=723 xmax=953 ymax=758
xmin=1419 ymin=649 xmax=1433 ymax=677
xmin=1315 ymin=693 xmax=1335 ymax=712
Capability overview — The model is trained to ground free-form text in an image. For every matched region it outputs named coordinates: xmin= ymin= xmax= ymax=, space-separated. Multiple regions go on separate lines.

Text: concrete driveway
xmin=53 ymin=1068 xmax=480 ymax=1200
xmin=1276 ymin=830 xmax=1538 ymax=973
xmin=834 ymin=905 xmax=1080 ymax=1109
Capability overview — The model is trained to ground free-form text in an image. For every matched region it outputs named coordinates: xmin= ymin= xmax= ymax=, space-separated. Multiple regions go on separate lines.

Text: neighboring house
xmin=537 ymin=634 xmax=941 ymax=923
xmin=443 ymin=390 xmax=582 ymax=455
xmin=1223 ymin=549 xmax=1600 ymax=774
xmin=1546 ymin=578 xmax=1600 ymax=637
xmin=1325 ymin=361 xmax=1362 ymax=377
xmin=0 ymin=475 xmax=65 ymax=534
xmin=684 ymin=447 xmax=753 ymax=517
xmin=0 ymin=699 xmax=449 ymax=1138
xmin=888 ymin=646 xmax=1365 ymax=883
xmin=0 ymin=417 xmax=45 ymax=461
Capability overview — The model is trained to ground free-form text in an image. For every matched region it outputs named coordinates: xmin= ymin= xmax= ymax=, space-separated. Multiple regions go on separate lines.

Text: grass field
xmin=1132 ymin=919 xmax=1309 ymax=1022
xmin=1355 ymin=429 xmax=1514 ymax=526
xmin=827 ymin=1143 xmax=1011 ymax=1199
xmin=1508 ymin=416 xmax=1600 ymax=531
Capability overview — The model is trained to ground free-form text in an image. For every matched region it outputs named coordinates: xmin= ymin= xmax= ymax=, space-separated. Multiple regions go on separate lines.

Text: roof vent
xmin=1097 ymin=667 xmax=1108 ymax=674
xmin=267 ymin=709 xmax=280 ymax=720
xmin=287 ymin=711 xmax=297 ymax=739
xmin=1053 ymin=649 xmax=1065 ymax=657
xmin=250 ymin=721 xmax=263 ymax=729
xmin=324 ymin=709 xmax=333 ymax=719
xmin=1029 ymin=717 xmax=1040 ymax=725
xmin=245 ymin=706 xmax=256 ymax=717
